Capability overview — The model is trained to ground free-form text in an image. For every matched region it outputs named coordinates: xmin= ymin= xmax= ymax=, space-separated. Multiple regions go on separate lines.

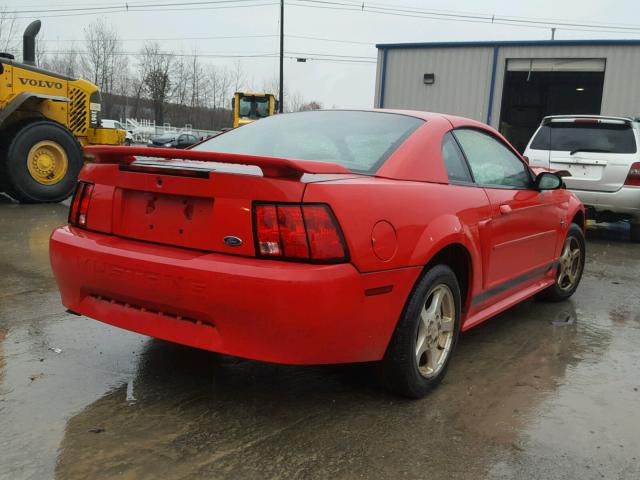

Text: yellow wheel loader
xmin=231 ymin=92 xmax=277 ymax=128
xmin=0 ymin=20 xmax=124 ymax=203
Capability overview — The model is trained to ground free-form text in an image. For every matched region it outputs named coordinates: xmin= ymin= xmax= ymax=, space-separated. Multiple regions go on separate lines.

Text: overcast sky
xmin=3 ymin=0 xmax=640 ymax=109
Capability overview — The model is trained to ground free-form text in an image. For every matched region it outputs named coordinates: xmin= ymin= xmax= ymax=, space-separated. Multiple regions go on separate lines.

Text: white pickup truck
xmin=524 ymin=115 xmax=640 ymax=242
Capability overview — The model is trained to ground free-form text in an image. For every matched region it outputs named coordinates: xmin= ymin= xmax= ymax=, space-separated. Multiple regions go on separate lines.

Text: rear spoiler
xmin=542 ymin=116 xmax=633 ymax=126
xmin=83 ymin=146 xmax=352 ymax=179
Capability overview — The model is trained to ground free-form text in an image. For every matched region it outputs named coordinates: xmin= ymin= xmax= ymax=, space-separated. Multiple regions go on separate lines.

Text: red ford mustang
xmin=50 ymin=110 xmax=585 ymax=397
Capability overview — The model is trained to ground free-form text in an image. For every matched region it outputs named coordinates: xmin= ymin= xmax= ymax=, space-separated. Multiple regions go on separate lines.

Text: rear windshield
xmin=530 ymin=123 xmax=637 ymax=154
xmin=192 ymin=110 xmax=424 ymax=174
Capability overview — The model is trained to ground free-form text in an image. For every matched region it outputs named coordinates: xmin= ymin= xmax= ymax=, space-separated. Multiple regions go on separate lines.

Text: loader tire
xmin=1 ymin=120 xmax=83 ymax=203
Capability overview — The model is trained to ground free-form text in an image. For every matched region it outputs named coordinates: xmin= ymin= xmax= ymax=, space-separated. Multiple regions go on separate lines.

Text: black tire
xmin=1 ymin=120 xmax=83 ymax=203
xmin=630 ymin=223 xmax=640 ymax=243
xmin=381 ymin=264 xmax=461 ymax=398
xmin=538 ymin=223 xmax=586 ymax=302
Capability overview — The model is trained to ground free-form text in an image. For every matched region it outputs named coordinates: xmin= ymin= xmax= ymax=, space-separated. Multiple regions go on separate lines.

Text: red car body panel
xmin=50 ymin=110 xmax=584 ymax=365
xmin=50 ymin=226 xmax=422 ymax=363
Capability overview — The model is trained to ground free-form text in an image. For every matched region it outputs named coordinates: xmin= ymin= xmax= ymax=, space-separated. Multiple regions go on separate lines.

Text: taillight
xmin=254 ymin=203 xmax=348 ymax=263
xmin=255 ymin=205 xmax=280 ymax=256
xmin=302 ymin=205 xmax=346 ymax=260
xmin=624 ymin=162 xmax=640 ymax=187
xmin=68 ymin=181 xmax=94 ymax=227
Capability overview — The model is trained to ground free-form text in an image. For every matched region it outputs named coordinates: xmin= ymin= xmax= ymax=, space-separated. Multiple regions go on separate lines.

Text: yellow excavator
xmin=0 ymin=20 xmax=124 ymax=203
xmin=231 ymin=92 xmax=277 ymax=128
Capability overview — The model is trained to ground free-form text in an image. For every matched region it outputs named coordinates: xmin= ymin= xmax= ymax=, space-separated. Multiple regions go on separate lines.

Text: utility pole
xmin=279 ymin=0 xmax=284 ymax=113
xmin=551 ymin=27 xmax=556 ymax=40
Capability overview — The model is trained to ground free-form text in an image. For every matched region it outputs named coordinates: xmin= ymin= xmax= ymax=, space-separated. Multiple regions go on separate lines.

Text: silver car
xmin=524 ymin=115 xmax=640 ymax=242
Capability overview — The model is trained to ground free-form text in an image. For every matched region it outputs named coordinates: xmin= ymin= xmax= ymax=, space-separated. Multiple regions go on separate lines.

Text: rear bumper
xmin=572 ymin=186 xmax=640 ymax=221
xmin=50 ymin=226 xmax=420 ymax=364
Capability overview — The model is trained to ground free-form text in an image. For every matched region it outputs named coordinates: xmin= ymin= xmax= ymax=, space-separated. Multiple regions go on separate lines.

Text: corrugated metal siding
xmin=374 ymin=49 xmax=384 ymax=107
xmin=376 ymin=44 xmax=640 ymax=126
xmin=378 ymin=47 xmax=494 ymax=118
xmin=490 ymin=44 xmax=640 ymax=127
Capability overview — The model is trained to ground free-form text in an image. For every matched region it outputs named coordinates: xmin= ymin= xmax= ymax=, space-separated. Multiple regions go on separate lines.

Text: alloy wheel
xmin=415 ymin=284 xmax=455 ymax=378
xmin=557 ymin=236 xmax=583 ymax=291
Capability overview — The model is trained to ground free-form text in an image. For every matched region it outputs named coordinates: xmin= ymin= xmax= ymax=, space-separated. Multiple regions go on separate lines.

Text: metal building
xmin=374 ymin=40 xmax=640 ymax=151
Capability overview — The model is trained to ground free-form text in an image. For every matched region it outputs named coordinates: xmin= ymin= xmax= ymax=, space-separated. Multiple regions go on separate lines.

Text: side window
xmin=441 ymin=132 xmax=472 ymax=183
xmin=530 ymin=126 xmax=550 ymax=150
xmin=453 ymin=129 xmax=532 ymax=189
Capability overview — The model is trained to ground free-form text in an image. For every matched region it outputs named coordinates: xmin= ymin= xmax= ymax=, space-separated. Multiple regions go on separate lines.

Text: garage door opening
xmin=499 ymin=58 xmax=605 ymax=152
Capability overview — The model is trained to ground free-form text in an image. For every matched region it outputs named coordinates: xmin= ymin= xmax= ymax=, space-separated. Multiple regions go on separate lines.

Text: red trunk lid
xmin=79 ymin=147 xmax=354 ymax=257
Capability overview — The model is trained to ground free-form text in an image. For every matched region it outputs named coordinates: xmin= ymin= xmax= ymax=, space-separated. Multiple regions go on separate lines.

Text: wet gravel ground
xmin=1 ymin=200 xmax=639 ymax=480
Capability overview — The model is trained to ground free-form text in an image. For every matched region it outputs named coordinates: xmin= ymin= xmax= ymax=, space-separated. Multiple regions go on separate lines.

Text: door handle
xmin=499 ymin=204 xmax=512 ymax=215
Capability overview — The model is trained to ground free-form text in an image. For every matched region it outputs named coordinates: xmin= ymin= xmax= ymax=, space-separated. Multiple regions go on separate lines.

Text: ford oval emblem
xmin=223 ymin=235 xmax=243 ymax=247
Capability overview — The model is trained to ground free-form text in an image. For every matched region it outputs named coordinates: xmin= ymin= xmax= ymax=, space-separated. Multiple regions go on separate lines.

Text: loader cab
xmin=231 ymin=92 xmax=277 ymax=128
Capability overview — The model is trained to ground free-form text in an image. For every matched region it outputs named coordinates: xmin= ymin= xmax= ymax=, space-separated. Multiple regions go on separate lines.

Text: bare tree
xmin=171 ymin=55 xmax=189 ymax=110
xmin=287 ymin=92 xmax=305 ymax=112
xmin=138 ymin=42 xmax=174 ymax=125
xmin=128 ymin=76 xmax=145 ymax=119
xmin=37 ymin=35 xmax=82 ymax=77
xmin=262 ymin=76 xmax=287 ymax=110
xmin=34 ymin=34 xmax=45 ymax=66
xmin=0 ymin=9 xmax=18 ymax=56
xmin=189 ymin=52 xmax=205 ymax=111
xmin=298 ymin=100 xmax=322 ymax=111
xmin=286 ymin=91 xmax=322 ymax=112
xmin=207 ymin=64 xmax=232 ymax=111
xmin=82 ymin=19 xmax=124 ymax=116
xmin=231 ymin=59 xmax=246 ymax=93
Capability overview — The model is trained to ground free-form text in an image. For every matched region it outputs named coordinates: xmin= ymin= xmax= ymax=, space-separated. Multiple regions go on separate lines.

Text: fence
xmin=123 ymin=118 xmax=221 ymax=144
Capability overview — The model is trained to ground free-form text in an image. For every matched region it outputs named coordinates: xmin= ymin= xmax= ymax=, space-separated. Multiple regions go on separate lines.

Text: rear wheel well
xmin=424 ymin=243 xmax=472 ymax=312
xmin=571 ymin=210 xmax=585 ymax=230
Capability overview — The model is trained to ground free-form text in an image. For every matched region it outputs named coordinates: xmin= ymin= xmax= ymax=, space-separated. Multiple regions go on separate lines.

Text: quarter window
xmin=441 ymin=132 xmax=472 ymax=183
xmin=453 ymin=129 xmax=531 ymax=189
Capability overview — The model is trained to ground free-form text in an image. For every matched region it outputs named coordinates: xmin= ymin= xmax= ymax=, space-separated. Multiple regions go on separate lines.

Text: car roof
xmin=372 ymin=108 xmax=484 ymax=125
xmin=363 ymin=109 xmax=521 ymax=183
xmin=541 ymin=114 xmax=637 ymax=125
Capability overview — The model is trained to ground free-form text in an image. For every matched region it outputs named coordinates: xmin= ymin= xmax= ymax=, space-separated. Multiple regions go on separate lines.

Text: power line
xmin=41 ymin=48 xmax=376 ymax=63
xmin=286 ymin=56 xmax=375 ymax=64
xmin=289 ymin=0 xmax=640 ymax=36
xmin=287 ymin=50 xmax=374 ymax=59
xmin=44 ymin=34 xmax=279 ymax=43
xmin=9 ymin=1 xmax=278 ymax=19
xmin=43 ymin=49 xmax=279 ymax=58
xmin=42 ymin=33 xmax=373 ymax=47
xmin=7 ymin=0 xmax=640 ymax=36
xmin=288 ymin=34 xmax=373 ymax=45
xmin=8 ymin=0 xmax=640 ymax=35
xmin=4 ymin=0 xmax=265 ymax=14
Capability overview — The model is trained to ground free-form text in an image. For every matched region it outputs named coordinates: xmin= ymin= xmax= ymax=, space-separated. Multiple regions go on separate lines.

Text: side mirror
xmin=535 ymin=171 xmax=563 ymax=190
xmin=522 ymin=155 xmax=530 ymax=165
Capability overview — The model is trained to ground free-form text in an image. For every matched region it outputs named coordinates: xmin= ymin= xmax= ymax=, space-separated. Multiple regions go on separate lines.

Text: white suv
xmin=524 ymin=115 xmax=640 ymax=242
